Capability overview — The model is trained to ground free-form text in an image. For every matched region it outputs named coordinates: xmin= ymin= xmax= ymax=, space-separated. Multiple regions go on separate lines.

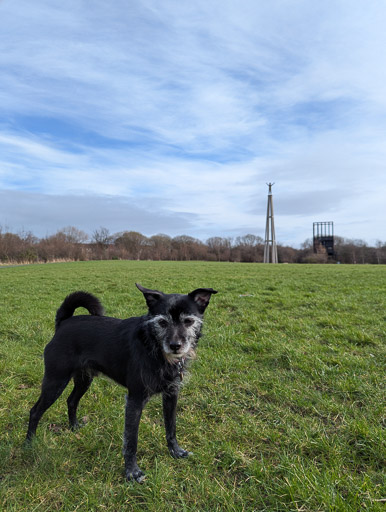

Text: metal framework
xmin=264 ymin=183 xmax=278 ymax=263
xmin=313 ymin=221 xmax=334 ymax=256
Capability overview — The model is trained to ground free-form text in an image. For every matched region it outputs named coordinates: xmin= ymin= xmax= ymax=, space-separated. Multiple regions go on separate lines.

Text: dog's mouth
xmin=164 ymin=350 xmax=185 ymax=362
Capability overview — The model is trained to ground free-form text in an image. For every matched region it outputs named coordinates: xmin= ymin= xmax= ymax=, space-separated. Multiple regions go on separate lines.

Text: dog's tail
xmin=55 ymin=291 xmax=104 ymax=331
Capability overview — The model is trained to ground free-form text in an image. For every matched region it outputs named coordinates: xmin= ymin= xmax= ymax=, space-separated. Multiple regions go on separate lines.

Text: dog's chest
xmin=141 ymin=362 xmax=182 ymax=394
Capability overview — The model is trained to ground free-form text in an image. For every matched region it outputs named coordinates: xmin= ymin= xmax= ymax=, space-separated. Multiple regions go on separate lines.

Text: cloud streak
xmin=0 ymin=189 xmax=197 ymax=238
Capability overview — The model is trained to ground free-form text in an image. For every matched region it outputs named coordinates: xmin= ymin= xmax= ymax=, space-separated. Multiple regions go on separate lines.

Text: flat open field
xmin=0 ymin=261 xmax=385 ymax=511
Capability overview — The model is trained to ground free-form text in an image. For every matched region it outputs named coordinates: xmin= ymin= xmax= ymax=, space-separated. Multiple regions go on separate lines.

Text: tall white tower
xmin=264 ymin=182 xmax=278 ymax=263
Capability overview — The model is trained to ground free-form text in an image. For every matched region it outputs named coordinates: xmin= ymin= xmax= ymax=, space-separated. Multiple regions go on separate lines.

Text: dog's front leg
xmin=123 ymin=394 xmax=148 ymax=483
xmin=163 ymin=391 xmax=192 ymax=458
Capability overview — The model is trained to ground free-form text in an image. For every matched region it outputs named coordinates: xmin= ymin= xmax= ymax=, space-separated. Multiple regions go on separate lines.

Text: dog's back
xmin=49 ymin=293 xmax=142 ymax=388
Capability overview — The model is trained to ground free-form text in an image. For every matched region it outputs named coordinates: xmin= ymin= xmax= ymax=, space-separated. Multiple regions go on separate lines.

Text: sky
xmin=0 ymin=0 xmax=385 ymax=247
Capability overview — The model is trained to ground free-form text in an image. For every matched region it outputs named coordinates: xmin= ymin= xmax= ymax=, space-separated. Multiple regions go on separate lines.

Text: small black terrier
xmin=26 ymin=283 xmax=217 ymax=482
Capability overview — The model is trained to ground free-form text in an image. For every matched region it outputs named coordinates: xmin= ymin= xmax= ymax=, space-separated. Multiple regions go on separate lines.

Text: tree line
xmin=0 ymin=226 xmax=385 ymax=264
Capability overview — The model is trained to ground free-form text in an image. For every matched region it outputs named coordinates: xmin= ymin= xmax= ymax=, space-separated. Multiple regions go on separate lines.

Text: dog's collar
xmin=176 ymin=357 xmax=185 ymax=381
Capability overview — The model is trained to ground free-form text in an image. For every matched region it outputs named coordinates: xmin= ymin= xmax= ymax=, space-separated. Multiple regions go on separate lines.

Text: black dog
xmin=26 ymin=283 xmax=217 ymax=482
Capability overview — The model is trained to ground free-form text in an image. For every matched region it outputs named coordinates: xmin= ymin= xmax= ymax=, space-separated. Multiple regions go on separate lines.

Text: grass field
xmin=0 ymin=261 xmax=385 ymax=511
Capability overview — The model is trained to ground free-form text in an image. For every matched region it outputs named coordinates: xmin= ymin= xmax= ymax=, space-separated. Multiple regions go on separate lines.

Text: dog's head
xmin=136 ymin=283 xmax=217 ymax=362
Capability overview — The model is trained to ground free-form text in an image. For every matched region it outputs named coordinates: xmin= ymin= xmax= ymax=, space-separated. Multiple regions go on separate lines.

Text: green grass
xmin=0 ymin=261 xmax=385 ymax=511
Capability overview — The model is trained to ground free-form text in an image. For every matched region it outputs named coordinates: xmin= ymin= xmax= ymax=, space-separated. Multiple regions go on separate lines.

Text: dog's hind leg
xmin=26 ymin=373 xmax=71 ymax=441
xmin=67 ymin=370 xmax=93 ymax=430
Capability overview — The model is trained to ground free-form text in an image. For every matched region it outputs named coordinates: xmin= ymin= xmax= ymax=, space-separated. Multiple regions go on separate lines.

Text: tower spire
xmin=264 ymin=182 xmax=278 ymax=263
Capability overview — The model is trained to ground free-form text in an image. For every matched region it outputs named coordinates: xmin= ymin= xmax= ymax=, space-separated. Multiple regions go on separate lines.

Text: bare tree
xmin=91 ymin=227 xmax=112 ymax=247
xmin=114 ymin=231 xmax=148 ymax=259
xmin=172 ymin=235 xmax=206 ymax=261
xmin=149 ymin=234 xmax=173 ymax=260
xmin=206 ymin=237 xmax=232 ymax=261
xmin=233 ymin=234 xmax=264 ymax=262
xmin=59 ymin=226 xmax=89 ymax=244
xmin=375 ymin=240 xmax=386 ymax=264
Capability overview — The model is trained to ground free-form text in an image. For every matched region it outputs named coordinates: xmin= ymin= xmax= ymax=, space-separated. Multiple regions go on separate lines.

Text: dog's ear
xmin=136 ymin=283 xmax=164 ymax=309
xmin=188 ymin=288 xmax=218 ymax=313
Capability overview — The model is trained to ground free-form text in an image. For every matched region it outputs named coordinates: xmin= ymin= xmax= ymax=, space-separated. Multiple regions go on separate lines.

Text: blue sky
xmin=0 ymin=0 xmax=385 ymax=246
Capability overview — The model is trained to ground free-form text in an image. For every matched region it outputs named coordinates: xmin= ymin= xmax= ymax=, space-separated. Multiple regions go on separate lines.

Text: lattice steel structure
xmin=264 ymin=183 xmax=278 ymax=263
xmin=313 ymin=221 xmax=334 ymax=256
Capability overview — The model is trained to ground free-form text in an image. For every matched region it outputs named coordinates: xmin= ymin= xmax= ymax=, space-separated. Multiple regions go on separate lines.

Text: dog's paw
xmin=169 ymin=446 xmax=193 ymax=459
xmin=70 ymin=416 xmax=89 ymax=431
xmin=126 ymin=467 xmax=146 ymax=483
xmin=23 ymin=437 xmax=35 ymax=448
xmin=69 ymin=421 xmax=80 ymax=431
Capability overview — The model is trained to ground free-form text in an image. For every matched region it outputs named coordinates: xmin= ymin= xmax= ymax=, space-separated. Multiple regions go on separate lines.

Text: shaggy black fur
xmin=26 ymin=283 xmax=217 ymax=482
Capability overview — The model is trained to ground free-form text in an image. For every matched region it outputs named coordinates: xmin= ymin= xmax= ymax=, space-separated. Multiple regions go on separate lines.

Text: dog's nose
xmin=170 ymin=342 xmax=182 ymax=352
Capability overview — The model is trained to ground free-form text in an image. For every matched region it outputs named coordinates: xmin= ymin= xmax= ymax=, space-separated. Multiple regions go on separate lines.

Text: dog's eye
xmin=158 ymin=319 xmax=168 ymax=328
xmin=183 ymin=318 xmax=194 ymax=327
